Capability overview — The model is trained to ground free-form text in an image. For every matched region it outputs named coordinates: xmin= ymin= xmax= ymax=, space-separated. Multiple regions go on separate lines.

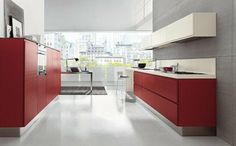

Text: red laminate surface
xmin=37 ymin=76 xmax=47 ymax=113
xmin=178 ymin=79 xmax=216 ymax=127
xmin=46 ymin=49 xmax=61 ymax=104
xmin=0 ymin=39 xmax=25 ymax=127
xmin=24 ymin=40 xmax=38 ymax=125
xmin=134 ymin=72 xmax=144 ymax=86
xmin=142 ymin=73 xmax=178 ymax=103
xmin=142 ymin=88 xmax=178 ymax=125
xmin=134 ymin=84 xmax=143 ymax=99
xmin=133 ymin=71 xmax=216 ymax=127
xmin=0 ymin=39 xmax=61 ymax=127
xmin=46 ymin=49 xmax=54 ymax=104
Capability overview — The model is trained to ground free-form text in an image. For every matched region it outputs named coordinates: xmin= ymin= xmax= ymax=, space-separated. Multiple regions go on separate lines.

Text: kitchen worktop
xmin=126 ymin=68 xmax=216 ymax=79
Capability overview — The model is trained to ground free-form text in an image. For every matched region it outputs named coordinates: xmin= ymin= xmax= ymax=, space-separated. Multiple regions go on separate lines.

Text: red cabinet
xmin=134 ymin=72 xmax=144 ymax=86
xmin=142 ymin=73 xmax=178 ymax=103
xmin=134 ymin=71 xmax=216 ymax=127
xmin=55 ymin=52 xmax=61 ymax=94
xmin=178 ymin=80 xmax=216 ymax=126
xmin=37 ymin=76 xmax=47 ymax=113
xmin=0 ymin=39 xmax=24 ymax=127
xmin=0 ymin=39 xmax=61 ymax=127
xmin=142 ymin=88 xmax=178 ymax=124
xmin=53 ymin=50 xmax=61 ymax=97
xmin=46 ymin=49 xmax=61 ymax=104
xmin=46 ymin=49 xmax=54 ymax=103
xmin=134 ymin=84 xmax=143 ymax=99
xmin=24 ymin=40 xmax=39 ymax=125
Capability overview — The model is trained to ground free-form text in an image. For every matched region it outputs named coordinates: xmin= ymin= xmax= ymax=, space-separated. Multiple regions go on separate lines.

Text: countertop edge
xmin=0 ymin=38 xmax=60 ymax=52
xmin=126 ymin=68 xmax=216 ymax=79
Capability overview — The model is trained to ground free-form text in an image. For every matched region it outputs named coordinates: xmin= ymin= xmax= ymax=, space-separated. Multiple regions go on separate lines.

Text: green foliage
xmin=108 ymin=62 xmax=132 ymax=67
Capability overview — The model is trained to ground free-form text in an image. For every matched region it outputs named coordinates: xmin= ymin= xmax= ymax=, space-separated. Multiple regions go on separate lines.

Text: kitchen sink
xmin=140 ymin=68 xmax=155 ymax=70
xmin=174 ymin=71 xmax=205 ymax=75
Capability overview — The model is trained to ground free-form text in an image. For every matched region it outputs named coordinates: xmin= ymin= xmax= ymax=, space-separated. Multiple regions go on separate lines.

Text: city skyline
xmin=44 ymin=32 xmax=153 ymax=66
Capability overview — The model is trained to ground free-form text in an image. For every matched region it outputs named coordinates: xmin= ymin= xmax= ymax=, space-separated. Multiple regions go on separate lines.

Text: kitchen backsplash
xmin=156 ymin=58 xmax=216 ymax=75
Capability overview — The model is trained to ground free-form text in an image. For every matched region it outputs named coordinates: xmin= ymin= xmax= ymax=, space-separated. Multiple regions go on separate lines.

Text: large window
xmin=44 ymin=32 xmax=152 ymax=71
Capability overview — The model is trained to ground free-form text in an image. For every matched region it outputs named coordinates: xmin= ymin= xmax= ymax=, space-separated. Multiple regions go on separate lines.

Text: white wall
xmin=45 ymin=0 xmax=138 ymax=31
xmin=0 ymin=0 xmax=44 ymax=37
xmin=133 ymin=0 xmax=153 ymax=31
xmin=136 ymin=15 xmax=153 ymax=31
xmin=0 ymin=0 xmax=4 ymax=37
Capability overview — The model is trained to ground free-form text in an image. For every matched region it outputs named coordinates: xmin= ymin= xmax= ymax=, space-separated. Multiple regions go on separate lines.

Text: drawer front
xmin=134 ymin=84 xmax=142 ymax=98
xmin=142 ymin=73 xmax=178 ymax=103
xmin=134 ymin=71 xmax=144 ymax=87
xmin=142 ymin=88 xmax=178 ymax=125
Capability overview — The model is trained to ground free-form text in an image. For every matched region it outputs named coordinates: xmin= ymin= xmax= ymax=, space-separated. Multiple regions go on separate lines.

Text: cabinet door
xmin=46 ymin=49 xmax=54 ymax=104
xmin=165 ymin=14 xmax=194 ymax=42
xmin=141 ymin=35 xmax=152 ymax=50
xmin=51 ymin=50 xmax=61 ymax=98
xmin=178 ymin=79 xmax=216 ymax=126
xmin=53 ymin=50 xmax=61 ymax=97
xmin=152 ymin=28 xmax=166 ymax=47
xmin=24 ymin=40 xmax=38 ymax=125
xmin=46 ymin=49 xmax=61 ymax=103
xmin=37 ymin=76 xmax=46 ymax=113
xmin=55 ymin=52 xmax=61 ymax=94
xmin=142 ymin=88 xmax=178 ymax=125
xmin=134 ymin=71 xmax=144 ymax=87
xmin=134 ymin=84 xmax=142 ymax=98
xmin=142 ymin=73 xmax=178 ymax=103
xmin=0 ymin=39 xmax=24 ymax=127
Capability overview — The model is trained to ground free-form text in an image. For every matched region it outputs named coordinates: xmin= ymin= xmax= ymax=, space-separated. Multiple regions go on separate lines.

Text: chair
xmin=116 ymin=71 xmax=136 ymax=103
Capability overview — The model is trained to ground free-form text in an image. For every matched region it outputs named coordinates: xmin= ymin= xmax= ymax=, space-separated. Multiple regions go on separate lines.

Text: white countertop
xmin=126 ymin=68 xmax=216 ymax=79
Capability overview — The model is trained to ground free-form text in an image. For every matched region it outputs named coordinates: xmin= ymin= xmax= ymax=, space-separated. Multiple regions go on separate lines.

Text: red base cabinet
xmin=24 ymin=40 xmax=39 ymax=125
xmin=134 ymin=71 xmax=216 ymax=127
xmin=47 ymin=49 xmax=61 ymax=104
xmin=0 ymin=39 xmax=61 ymax=127
xmin=37 ymin=76 xmax=47 ymax=114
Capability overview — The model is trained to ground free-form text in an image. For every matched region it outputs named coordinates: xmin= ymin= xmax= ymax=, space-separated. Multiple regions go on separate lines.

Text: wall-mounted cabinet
xmin=140 ymin=34 xmax=152 ymax=50
xmin=141 ymin=13 xmax=216 ymax=50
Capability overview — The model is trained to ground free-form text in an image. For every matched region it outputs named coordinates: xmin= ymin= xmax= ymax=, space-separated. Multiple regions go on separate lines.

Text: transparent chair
xmin=116 ymin=71 xmax=136 ymax=103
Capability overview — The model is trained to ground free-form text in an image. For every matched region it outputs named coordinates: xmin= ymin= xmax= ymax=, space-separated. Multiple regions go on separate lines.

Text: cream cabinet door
xmin=141 ymin=35 xmax=152 ymax=50
xmin=166 ymin=14 xmax=194 ymax=42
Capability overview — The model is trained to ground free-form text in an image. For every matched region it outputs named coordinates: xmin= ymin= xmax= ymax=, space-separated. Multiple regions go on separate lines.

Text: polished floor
xmin=0 ymin=85 xmax=231 ymax=146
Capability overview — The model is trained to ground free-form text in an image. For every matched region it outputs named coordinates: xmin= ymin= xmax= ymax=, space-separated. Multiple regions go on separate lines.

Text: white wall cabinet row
xmin=141 ymin=13 xmax=216 ymax=50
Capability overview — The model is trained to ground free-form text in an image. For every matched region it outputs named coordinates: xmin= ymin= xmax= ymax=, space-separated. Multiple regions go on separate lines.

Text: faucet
xmin=153 ymin=58 xmax=159 ymax=70
xmin=171 ymin=63 xmax=179 ymax=73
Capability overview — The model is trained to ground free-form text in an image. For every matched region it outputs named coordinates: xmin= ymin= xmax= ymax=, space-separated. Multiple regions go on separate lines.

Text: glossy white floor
xmin=0 ymin=85 xmax=230 ymax=146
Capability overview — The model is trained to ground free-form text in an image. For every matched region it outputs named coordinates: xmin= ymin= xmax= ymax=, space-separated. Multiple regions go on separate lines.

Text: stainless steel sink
xmin=174 ymin=71 xmax=205 ymax=75
xmin=140 ymin=68 xmax=155 ymax=70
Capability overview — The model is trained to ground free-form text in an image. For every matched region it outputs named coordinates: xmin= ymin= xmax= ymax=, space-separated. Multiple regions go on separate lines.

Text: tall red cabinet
xmin=0 ymin=38 xmax=61 ymax=127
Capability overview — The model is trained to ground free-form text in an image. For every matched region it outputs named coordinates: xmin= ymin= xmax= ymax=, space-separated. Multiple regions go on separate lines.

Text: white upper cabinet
xmin=142 ymin=13 xmax=216 ymax=50
xmin=165 ymin=14 xmax=194 ymax=43
xmin=141 ymin=34 xmax=152 ymax=50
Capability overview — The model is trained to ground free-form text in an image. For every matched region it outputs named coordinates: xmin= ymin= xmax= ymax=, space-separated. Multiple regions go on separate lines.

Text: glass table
xmin=61 ymin=71 xmax=93 ymax=93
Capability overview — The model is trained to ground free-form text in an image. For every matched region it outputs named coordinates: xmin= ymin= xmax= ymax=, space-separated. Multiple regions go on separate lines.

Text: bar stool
xmin=116 ymin=72 xmax=136 ymax=103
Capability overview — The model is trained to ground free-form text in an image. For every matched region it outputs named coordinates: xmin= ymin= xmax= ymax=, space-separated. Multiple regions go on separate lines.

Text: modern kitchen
xmin=0 ymin=0 xmax=236 ymax=146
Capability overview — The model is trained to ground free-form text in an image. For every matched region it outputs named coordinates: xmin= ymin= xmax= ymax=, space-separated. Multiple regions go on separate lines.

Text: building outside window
xmin=44 ymin=32 xmax=152 ymax=82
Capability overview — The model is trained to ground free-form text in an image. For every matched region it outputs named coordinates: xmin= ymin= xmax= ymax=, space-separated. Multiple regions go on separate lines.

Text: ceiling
xmin=45 ymin=0 xmax=139 ymax=32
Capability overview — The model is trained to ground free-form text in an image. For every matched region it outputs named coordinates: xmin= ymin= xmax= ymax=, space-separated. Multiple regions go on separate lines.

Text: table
xmin=61 ymin=71 xmax=93 ymax=93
